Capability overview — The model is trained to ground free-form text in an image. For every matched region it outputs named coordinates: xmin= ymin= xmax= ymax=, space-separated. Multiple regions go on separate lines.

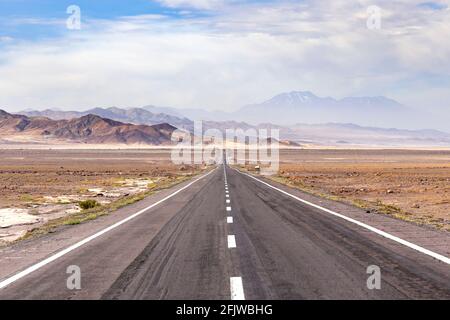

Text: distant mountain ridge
xmin=20 ymin=90 xmax=443 ymax=131
xmin=138 ymin=91 xmax=440 ymax=131
xmin=235 ymin=91 xmax=417 ymax=128
xmin=23 ymin=107 xmax=192 ymax=129
xmin=250 ymin=91 xmax=404 ymax=108
xmin=8 ymin=89 xmax=449 ymax=147
xmin=15 ymin=101 xmax=450 ymax=147
xmin=0 ymin=110 xmax=176 ymax=145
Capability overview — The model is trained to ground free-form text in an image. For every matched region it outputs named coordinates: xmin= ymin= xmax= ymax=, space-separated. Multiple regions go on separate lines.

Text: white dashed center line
xmin=227 ymin=235 xmax=237 ymax=248
xmin=230 ymin=277 xmax=245 ymax=300
xmin=223 ymin=164 xmax=246 ymax=300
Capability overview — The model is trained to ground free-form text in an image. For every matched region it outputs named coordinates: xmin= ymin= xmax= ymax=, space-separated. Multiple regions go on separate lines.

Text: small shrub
xmin=78 ymin=199 xmax=100 ymax=210
xmin=64 ymin=218 xmax=81 ymax=225
xmin=20 ymin=194 xmax=36 ymax=202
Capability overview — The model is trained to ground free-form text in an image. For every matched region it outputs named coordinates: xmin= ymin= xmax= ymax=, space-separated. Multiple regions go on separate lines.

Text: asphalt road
xmin=0 ymin=164 xmax=449 ymax=299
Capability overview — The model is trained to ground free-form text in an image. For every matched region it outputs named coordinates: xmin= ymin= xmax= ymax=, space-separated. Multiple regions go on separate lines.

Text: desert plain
xmin=271 ymin=149 xmax=450 ymax=231
xmin=0 ymin=147 xmax=449 ymax=245
xmin=0 ymin=148 xmax=202 ymax=244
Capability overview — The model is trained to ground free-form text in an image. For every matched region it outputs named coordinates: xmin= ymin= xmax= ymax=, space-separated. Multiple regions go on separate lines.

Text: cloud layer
xmin=0 ymin=0 xmax=449 ymax=128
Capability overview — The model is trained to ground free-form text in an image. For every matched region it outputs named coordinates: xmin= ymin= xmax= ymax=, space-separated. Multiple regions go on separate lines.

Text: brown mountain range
xmin=0 ymin=110 xmax=177 ymax=145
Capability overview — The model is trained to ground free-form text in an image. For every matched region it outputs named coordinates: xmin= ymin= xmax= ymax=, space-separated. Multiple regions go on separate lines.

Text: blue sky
xmin=0 ymin=0 xmax=449 ymax=130
xmin=0 ymin=0 xmax=168 ymax=19
xmin=0 ymin=0 xmax=206 ymax=40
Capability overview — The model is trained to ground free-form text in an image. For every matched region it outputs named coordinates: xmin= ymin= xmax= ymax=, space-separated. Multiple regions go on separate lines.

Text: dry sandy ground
xmin=270 ymin=149 xmax=450 ymax=231
xmin=0 ymin=149 xmax=200 ymax=243
xmin=1 ymin=147 xmax=449 ymax=244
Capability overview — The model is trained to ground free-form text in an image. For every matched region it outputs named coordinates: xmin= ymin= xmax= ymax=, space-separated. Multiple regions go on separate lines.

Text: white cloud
xmin=0 ymin=36 xmax=13 ymax=42
xmin=155 ymin=0 xmax=225 ymax=9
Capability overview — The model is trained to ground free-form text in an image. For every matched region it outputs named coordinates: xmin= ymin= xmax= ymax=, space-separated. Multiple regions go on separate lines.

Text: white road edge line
xmin=0 ymin=168 xmax=217 ymax=290
xmin=237 ymin=169 xmax=450 ymax=265
xmin=230 ymin=277 xmax=245 ymax=300
xmin=228 ymin=235 xmax=237 ymax=248
xmin=227 ymin=217 xmax=233 ymax=224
